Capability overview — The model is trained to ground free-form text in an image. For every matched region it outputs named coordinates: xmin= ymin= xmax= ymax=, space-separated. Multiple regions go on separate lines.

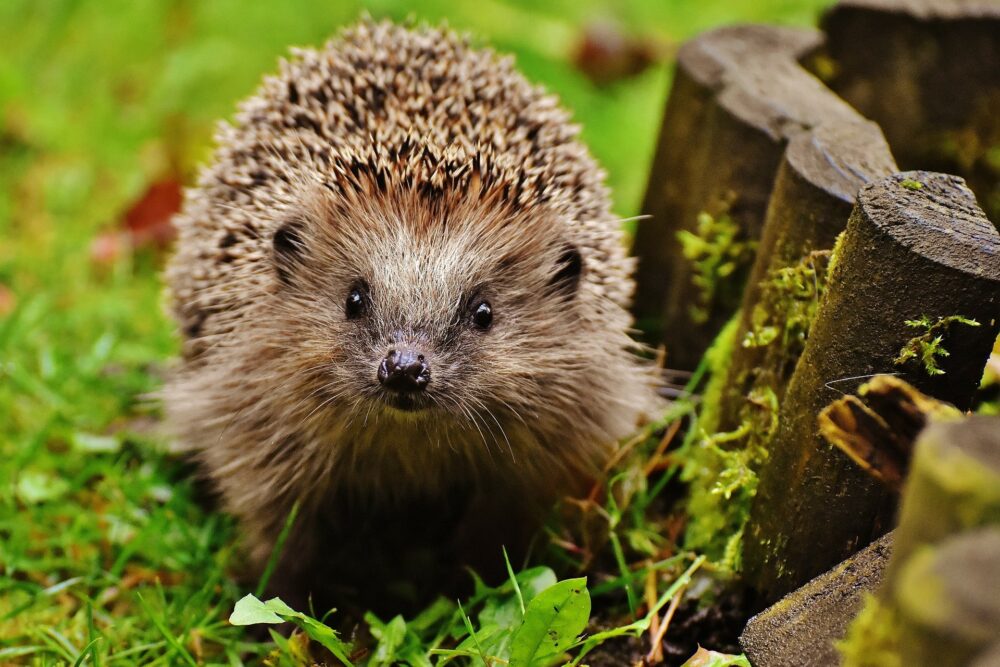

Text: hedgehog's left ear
xmin=272 ymin=218 xmax=308 ymax=285
xmin=549 ymin=242 xmax=583 ymax=298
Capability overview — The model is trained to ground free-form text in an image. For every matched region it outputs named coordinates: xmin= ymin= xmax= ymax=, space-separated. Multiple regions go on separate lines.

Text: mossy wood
xmin=885 ymin=416 xmax=1000 ymax=588
xmin=744 ymin=172 xmax=1000 ymax=607
xmin=816 ymin=0 xmax=1000 ymax=224
xmin=740 ymin=532 xmax=893 ymax=667
xmin=632 ymin=24 xmax=878 ymax=369
xmin=844 ymin=417 xmax=1000 ymax=666
xmin=892 ymin=529 xmax=1000 ymax=667
xmin=713 ymin=121 xmax=896 ymax=435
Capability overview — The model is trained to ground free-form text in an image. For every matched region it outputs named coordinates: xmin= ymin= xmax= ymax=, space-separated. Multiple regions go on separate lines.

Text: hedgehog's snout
xmin=378 ymin=348 xmax=430 ymax=393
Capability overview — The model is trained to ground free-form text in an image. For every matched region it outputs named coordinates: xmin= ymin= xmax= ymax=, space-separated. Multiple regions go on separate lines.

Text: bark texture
xmin=713 ymin=121 xmax=897 ymax=435
xmin=817 ymin=0 xmax=1000 ymax=223
xmin=633 ymin=24 xmax=876 ymax=369
xmin=744 ymin=172 xmax=1000 ymax=607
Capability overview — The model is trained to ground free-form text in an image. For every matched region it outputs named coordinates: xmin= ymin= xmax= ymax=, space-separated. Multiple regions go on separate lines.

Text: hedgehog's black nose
xmin=378 ymin=349 xmax=430 ymax=392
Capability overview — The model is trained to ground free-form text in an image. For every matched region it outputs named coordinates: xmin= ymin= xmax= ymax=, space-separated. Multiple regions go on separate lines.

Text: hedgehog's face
xmin=269 ymin=191 xmax=588 ymax=431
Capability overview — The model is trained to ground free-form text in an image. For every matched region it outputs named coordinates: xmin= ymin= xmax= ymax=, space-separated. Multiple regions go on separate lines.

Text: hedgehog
xmin=164 ymin=19 xmax=661 ymax=607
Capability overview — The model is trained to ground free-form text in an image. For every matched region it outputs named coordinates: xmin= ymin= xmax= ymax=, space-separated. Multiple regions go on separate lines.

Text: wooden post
xmin=841 ymin=416 xmax=1000 ymax=667
xmin=886 ymin=417 xmax=1000 ymax=585
xmin=743 ymin=172 xmax=1000 ymax=607
xmin=893 ymin=529 xmax=1000 ymax=667
xmin=816 ymin=0 xmax=1000 ymax=223
xmin=740 ymin=532 xmax=894 ymax=667
xmin=713 ymin=121 xmax=896 ymax=435
xmin=632 ymin=24 xmax=879 ymax=369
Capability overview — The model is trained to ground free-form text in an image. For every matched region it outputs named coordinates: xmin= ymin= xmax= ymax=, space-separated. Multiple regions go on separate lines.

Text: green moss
xmin=679 ymin=316 xmax=740 ymax=562
xmin=681 ymin=316 xmax=777 ymax=570
xmin=677 ymin=210 xmax=757 ymax=325
xmin=694 ymin=314 xmax=741 ymax=437
xmin=742 ymin=249 xmax=831 ymax=358
xmin=894 ymin=315 xmax=981 ymax=376
xmin=838 ymin=594 xmax=902 ymax=667
xmin=681 ymin=247 xmax=837 ymax=568
xmin=977 ymin=334 xmax=1000 ymax=415
xmin=682 ymin=386 xmax=777 ymax=571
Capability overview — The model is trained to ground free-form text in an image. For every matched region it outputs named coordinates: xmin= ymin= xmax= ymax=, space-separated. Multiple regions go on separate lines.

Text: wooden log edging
xmin=817 ymin=0 xmax=1000 ymax=224
xmin=713 ymin=120 xmax=896 ymax=435
xmin=893 ymin=528 xmax=1000 ymax=666
xmin=886 ymin=416 xmax=1000 ymax=587
xmin=680 ymin=123 xmax=895 ymax=561
xmin=743 ymin=171 xmax=1000 ymax=607
xmin=740 ymin=532 xmax=894 ymax=667
xmin=632 ymin=24 xmax=878 ymax=369
xmin=840 ymin=416 xmax=1000 ymax=667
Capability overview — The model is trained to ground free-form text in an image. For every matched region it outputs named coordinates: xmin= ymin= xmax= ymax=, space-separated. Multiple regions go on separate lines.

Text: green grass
xmin=1 ymin=1 xmax=830 ymax=664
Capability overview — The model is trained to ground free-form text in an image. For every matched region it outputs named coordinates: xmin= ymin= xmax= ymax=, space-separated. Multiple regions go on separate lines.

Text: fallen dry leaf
xmin=680 ymin=645 xmax=746 ymax=666
xmin=91 ymin=177 xmax=182 ymax=265
xmin=0 ymin=283 xmax=15 ymax=316
xmin=573 ymin=21 xmax=665 ymax=86
xmin=123 ymin=177 xmax=182 ymax=247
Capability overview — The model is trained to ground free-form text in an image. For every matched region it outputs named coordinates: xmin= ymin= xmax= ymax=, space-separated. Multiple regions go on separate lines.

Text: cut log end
xmin=859 ymin=172 xmax=1000 ymax=280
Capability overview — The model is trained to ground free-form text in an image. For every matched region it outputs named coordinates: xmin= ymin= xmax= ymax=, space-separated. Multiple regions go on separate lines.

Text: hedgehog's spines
xmin=164 ymin=20 xmax=661 ymax=591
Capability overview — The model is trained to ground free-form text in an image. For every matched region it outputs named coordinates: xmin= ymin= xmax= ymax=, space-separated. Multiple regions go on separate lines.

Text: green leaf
xmin=228 ymin=594 xmax=353 ymax=665
xmin=456 ymin=623 xmax=504 ymax=651
xmin=479 ymin=594 xmax=523 ymax=632
xmin=516 ymin=567 xmax=558 ymax=603
xmin=407 ymin=597 xmax=455 ymax=636
xmin=368 ymin=614 xmax=407 ymax=666
xmin=229 ymin=594 xmax=284 ymax=625
xmin=294 ymin=615 xmax=353 ymax=664
xmin=681 ymin=646 xmax=752 ymax=667
xmin=479 ymin=566 xmax=559 ymax=631
xmin=509 ymin=578 xmax=590 ymax=667
xmin=262 ymin=597 xmax=296 ymax=616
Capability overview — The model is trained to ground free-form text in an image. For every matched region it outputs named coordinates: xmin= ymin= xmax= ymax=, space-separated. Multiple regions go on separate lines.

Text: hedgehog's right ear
xmin=548 ymin=242 xmax=583 ymax=298
xmin=272 ymin=219 xmax=308 ymax=285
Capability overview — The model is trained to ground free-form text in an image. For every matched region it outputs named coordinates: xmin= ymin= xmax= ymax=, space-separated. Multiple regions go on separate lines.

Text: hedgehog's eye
xmin=471 ymin=301 xmax=493 ymax=330
xmin=345 ymin=287 xmax=367 ymax=319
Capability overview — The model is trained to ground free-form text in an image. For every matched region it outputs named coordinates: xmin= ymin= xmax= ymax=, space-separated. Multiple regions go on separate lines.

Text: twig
xmin=645 ymin=584 xmax=686 ymax=665
xmin=642 ymin=419 xmax=682 ymax=478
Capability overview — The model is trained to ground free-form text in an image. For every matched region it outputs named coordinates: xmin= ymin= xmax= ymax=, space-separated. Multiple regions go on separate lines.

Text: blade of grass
xmin=38 ymin=627 xmax=77 ymax=663
xmin=86 ymin=600 xmax=102 ymax=667
xmin=256 ymin=500 xmax=300 ymax=597
xmin=456 ymin=600 xmax=488 ymax=667
xmin=502 ymin=546 xmax=525 ymax=615
xmin=136 ymin=592 xmax=198 ymax=667
xmin=608 ymin=531 xmax=637 ymax=614
xmin=590 ymin=553 xmax=687 ymax=597
xmin=72 ymin=638 xmax=102 ymax=667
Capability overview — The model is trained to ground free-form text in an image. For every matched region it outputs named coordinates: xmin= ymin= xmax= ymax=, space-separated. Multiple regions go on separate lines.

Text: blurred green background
xmin=0 ymin=0 xmax=831 ymax=661
xmin=1 ymin=0 xmax=830 ymax=240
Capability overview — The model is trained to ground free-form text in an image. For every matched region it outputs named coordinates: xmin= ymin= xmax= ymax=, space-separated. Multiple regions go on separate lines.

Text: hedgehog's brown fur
xmin=164 ymin=19 xmax=660 ymax=606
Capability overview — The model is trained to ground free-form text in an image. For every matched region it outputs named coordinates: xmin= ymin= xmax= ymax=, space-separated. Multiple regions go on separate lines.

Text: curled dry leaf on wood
xmin=818 ymin=375 xmax=962 ymax=492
